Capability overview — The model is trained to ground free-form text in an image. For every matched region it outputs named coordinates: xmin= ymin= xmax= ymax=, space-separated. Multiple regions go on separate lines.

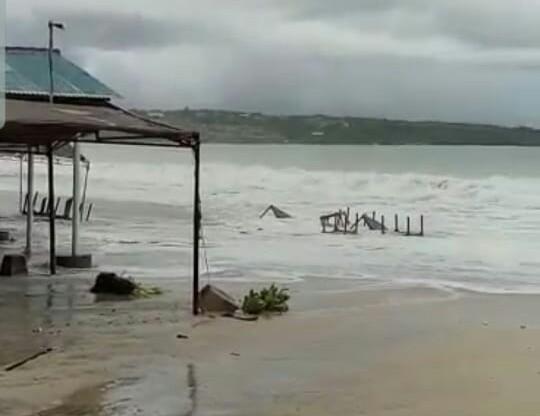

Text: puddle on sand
xmin=102 ymin=363 xmax=197 ymax=416
xmin=34 ymin=363 xmax=198 ymax=416
xmin=29 ymin=383 xmax=107 ymax=416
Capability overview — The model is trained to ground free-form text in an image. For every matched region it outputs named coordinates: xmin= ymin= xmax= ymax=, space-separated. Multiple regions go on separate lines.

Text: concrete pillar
xmin=56 ymin=141 xmax=92 ymax=270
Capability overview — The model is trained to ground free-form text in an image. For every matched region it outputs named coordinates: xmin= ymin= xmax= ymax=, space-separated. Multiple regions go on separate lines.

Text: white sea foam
xmin=1 ymin=144 xmax=540 ymax=294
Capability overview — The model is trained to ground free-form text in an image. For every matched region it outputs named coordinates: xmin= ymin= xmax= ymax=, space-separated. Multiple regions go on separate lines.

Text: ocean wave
xmin=3 ymin=155 xmax=540 ymax=206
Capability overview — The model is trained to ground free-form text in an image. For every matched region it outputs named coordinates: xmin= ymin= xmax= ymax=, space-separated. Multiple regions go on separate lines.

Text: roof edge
xmin=5 ymin=90 xmax=115 ymax=100
xmin=7 ymin=46 xmax=61 ymax=54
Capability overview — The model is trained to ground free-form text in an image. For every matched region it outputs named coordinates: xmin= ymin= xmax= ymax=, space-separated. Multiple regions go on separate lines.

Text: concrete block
xmin=56 ymin=254 xmax=93 ymax=269
xmin=0 ymin=255 xmax=28 ymax=277
xmin=199 ymin=284 xmax=239 ymax=313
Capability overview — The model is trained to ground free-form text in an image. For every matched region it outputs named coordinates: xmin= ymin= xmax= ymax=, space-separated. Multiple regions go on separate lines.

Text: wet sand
xmin=2 ymin=278 xmax=540 ymax=416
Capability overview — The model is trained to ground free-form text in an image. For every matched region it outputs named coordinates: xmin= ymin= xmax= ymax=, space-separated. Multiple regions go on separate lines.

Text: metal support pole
xmin=47 ymin=145 xmax=56 ymax=275
xmin=48 ymin=24 xmax=54 ymax=104
xmin=18 ymin=155 xmax=23 ymax=213
xmin=25 ymin=146 xmax=34 ymax=255
xmin=406 ymin=216 xmax=411 ymax=236
xmin=420 ymin=215 xmax=424 ymax=237
xmin=192 ymin=140 xmax=201 ymax=315
xmin=72 ymin=141 xmax=81 ymax=256
xmin=394 ymin=214 xmax=399 ymax=233
xmin=46 ymin=20 xmax=63 ymax=274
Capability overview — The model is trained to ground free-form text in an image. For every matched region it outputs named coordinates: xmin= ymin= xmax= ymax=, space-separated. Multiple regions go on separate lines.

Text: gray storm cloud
xmin=6 ymin=0 xmax=540 ymax=126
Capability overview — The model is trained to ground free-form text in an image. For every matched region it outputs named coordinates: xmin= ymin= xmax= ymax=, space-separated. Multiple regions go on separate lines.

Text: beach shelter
xmin=0 ymin=47 xmax=203 ymax=314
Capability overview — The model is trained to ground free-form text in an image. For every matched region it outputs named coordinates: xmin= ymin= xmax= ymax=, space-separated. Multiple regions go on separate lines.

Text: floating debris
xmin=5 ymin=347 xmax=53 ymax=372
xmin=199 ymin=284 xmax=239 ymax=314
xmin=241 ymin=284 xmax=289 ymax=315
xmin=320 ymin=208 xmax=360 ymax=234
xmin=91 ymin=272 xmax=137 ymax=295
xmin=259 ymin=205 xmax=292 ymax=219
xmin=90 ymin=273 xmax=163 ymax=298
xmin=320 ymin=209 xmax=425 ymax=237
xmin=360 ymin=213 xmax=386 ymax=231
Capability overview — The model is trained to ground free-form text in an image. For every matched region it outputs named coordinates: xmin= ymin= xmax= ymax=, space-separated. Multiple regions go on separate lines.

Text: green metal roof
xmin=5 ymin=47 xmax=120 ymax=99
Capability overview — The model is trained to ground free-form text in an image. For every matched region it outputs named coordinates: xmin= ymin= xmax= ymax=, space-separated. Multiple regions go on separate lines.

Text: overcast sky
xmin=7 ymin=0 xmax=540 ymax=126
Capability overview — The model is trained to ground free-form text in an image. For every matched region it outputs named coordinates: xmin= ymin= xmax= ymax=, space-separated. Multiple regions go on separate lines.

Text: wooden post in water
xmin=406 ymin=216 xmax=410 ymax=236
xmin=394 ymin=214 xmax=399 ymax=232
xmin=381 ymin=215 xmax=385 ymax=234
xmin=372 ymin=211 xmax=376 ymax=221
xmin=420 ymin=215 xmax=424 ymax=237
xmin=86 ymin=203 xmax=94 ymax=222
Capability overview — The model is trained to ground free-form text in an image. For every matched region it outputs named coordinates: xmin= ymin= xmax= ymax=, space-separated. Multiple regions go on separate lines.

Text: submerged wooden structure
xmin=321 ymin=208 xmax=425 ymax=237
xmin=260 ymin=205 xmax=292 ymax=219
xmin=320 ymin=208 xmax=361 ymax=234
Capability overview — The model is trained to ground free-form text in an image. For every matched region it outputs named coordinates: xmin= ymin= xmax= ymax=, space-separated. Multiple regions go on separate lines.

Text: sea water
xmin=1 ymin=144 xmax=540 ymax=294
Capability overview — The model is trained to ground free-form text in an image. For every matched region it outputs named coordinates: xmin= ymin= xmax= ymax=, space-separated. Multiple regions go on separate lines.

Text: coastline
xmin=2 ymin=145 xmax=540 ymax=414
xmin=2 ymin=279 xmax=540 ymax=415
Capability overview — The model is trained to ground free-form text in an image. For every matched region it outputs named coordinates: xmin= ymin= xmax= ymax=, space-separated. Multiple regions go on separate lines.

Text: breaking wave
xmin=2 ymin=144 xmax=540 ymax=295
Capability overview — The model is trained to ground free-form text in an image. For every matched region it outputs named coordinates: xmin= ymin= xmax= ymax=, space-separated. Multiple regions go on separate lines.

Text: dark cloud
xmin=8 ymin=9 xmax=224 ymax=51
xmin=279 ymin=0 xmax=411 ymax=19
xmin=283 ymin=0 xmax=540 ymax=49
xmin=436 ymin=4 xmax=540 ymax=48
xmin=6 ymin=0 xmax=540 ymax=127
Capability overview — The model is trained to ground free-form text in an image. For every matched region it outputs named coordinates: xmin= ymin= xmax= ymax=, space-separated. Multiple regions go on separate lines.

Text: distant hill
xmin=137 ymin=108 xmax=540 ymax=145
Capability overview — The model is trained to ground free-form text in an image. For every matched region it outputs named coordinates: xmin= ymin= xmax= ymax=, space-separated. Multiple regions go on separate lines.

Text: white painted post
xmin=72 ymin=142 xmax=81 ymax=256
xmin=18 ymin=154 xmax=23 ymax=213
xmin=25 ymin=147 xmax=34 ymax=255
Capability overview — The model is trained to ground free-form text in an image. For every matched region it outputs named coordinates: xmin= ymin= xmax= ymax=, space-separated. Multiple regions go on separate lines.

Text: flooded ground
xmin=4 ymin=274 xmax=540 ymax=415
xmin=37 ymin=361 xmax=198 ymax=416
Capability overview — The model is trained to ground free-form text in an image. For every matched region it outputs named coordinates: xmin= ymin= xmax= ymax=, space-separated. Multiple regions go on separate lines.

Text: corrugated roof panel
xmin=5 ymin=47 xmax=120 ymax=99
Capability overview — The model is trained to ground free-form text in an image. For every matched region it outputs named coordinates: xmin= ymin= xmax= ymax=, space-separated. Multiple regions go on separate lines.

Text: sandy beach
xmin=2 ymin=277 xmax=540 ymax=416
xmin=2 ymin=0 xmax=540 ymax=411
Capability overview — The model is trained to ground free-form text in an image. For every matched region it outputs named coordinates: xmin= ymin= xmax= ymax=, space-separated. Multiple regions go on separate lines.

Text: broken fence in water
xmin=259 ymin=204 xmax=425 ymax=236
xmin=320 ymin=208 xmax=424 ymax=237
